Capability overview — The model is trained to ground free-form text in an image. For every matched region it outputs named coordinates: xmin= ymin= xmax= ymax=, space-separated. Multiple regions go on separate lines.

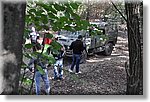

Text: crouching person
xmin=28 ymin=43 xmax=50 ymax=95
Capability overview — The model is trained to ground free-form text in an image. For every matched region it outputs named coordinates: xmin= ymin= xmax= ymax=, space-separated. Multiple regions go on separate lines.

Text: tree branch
xmin=110 ymin=0 xmax=128 ymax=22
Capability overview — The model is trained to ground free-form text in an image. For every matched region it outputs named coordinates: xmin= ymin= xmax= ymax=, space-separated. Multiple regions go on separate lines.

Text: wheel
xmin=80 ymin=50 xmax=87 ymax=64
xmin=103 ymin=43 xmax=113 ymax=56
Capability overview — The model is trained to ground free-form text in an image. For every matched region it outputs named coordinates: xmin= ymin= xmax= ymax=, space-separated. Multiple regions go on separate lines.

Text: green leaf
xmin=36 ymin=25 xmax=43 ymax=31
xmin=65 ymin=4 xmax=73 ymax=14
xmin=34 ymin=16 xmax=40 ymax=22
xmin=53 ymin=3 xmax=65 ymax=11
xmin=48 ymin=4 xmax=57 ymax=14
xmin=59 ymin=17 xmax=68 ymax=22
xmin=41 ymin=53 xmax=48 ymax=60
xmin=31 ymin=51 xmax=41 ymax=58
xmin=35 ymin=10 xmax=44 ymax=17
xmin=63 ymin=25 xmax=73 ymax=31
xmin=47 ymin=55 xmax=56 ymax=64
xmin=64 ymin=11 xmax=71 ymax=18
xmin=81 ymin=20 xmax=90 ymax=26
xmin=45 ymin=34 xmax=53 ymax=39
xmin=41 ymin=4 xmax=51 ymax=11
xmin=21 ymin=62 xmax=28 ymax=69
xmin=40 ymin=14 xmax=48 ymax=21
xmin=80 ymin=20 xmax=90 ymax=30
xmin=25 ymin=15 xmax=32 ymax=25
xmin=51 ymin=26 xmax=59 ymax=31
xmin=75 ymin=20 xmax=81 ymax=26
xmin=74 ymin=26 xmax=82 ymax=31
xmin=23 ymin=53 xmax=32 ymax=59
xmin=57 ymin=21 xmax=64 ymax=28
xmin=69 ymin=2 xmax=79 ymax=10
xmin=48 ymin=12 xmax=58 ymax=19
xmin=71 ymin=13 xmax=81 ymax=20
xmin=51 ymin=40 xmax=62 ymax=50
xmin=25 ymin=44 xmax=33 ymax=49
xmin=29 ymin=8 xmax=36 ymax=13
xmin=24 ymin=28 xmax=31 ymax=39
xmin=52 ymin=20 xmax=64 ymax=30
xmin=22 ymin=77 xmax=32 ymax=86
xmin=36 ymin=65 xmax=45 ymax=75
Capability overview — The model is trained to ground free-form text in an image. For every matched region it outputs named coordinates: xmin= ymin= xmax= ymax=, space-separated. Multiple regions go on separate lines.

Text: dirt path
xmin=46 ymin=31 xmax=129 ymax=95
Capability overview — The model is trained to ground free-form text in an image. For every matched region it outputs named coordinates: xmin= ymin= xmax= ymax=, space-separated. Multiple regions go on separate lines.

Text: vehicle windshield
xmin=59 ymin=30 xmax=86 ymax=38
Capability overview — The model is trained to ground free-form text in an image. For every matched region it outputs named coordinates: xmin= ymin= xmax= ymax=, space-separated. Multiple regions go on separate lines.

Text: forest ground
xmin=22 ymin=31 xmax=129 ymax=95
xmin=48 ymin=31 xmax=129 ymax=95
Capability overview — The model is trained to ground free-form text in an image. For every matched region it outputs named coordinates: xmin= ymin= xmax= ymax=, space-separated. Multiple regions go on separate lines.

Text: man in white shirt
xmin=29 ymin=27 xmax=40 ymax=51
xmin=30 ymin=27 xmax=39 ymax=44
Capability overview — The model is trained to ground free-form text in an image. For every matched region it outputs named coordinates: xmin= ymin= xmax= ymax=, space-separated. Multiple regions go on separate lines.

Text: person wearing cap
xmin=68 ymin=35 xmax=85 ymax=74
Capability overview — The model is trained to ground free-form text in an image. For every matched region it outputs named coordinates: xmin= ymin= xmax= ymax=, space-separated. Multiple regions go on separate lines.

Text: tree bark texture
xmin=1 ymin=2 xmax=26 ymax=94
xmin=125 ymin=1 xmax=143 ymax=95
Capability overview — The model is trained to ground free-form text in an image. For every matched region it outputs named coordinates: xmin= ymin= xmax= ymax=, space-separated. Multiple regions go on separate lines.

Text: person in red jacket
xmin=44 ymin=38 xmax=52 ymax=45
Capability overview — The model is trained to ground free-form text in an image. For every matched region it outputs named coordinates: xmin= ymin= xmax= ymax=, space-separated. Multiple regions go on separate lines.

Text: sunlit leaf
xmin=47 ymin=55 xmax=56 ymax=64
xmin=25 ymin=44 xmax=33 ymax=49
xmin=22 ymin=77 xmax=32 ymax=86
xmin=36 ymin=65 xmax=45 ymax=75
xmin=51 ymin=40 xmax=62 ymax=50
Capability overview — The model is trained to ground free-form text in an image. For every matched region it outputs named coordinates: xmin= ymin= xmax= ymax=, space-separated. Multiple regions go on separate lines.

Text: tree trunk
xmin=125 ymin=1 xmax=143 ymax=95
xmin=0 ymin=2 xmax=26 ymax=94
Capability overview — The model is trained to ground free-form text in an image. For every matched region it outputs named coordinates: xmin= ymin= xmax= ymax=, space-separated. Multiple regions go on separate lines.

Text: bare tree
xmin=125 ymin=1 xmax=143 ymax=95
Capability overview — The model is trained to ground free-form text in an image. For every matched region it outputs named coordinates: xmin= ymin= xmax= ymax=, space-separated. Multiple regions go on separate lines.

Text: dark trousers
xmin=70 ymin=54 xmax=81 ymax=73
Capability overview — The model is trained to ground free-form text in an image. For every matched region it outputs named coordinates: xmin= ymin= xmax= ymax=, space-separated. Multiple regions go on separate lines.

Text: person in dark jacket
xmin=68 ymin=35 xmax=84 ymax=74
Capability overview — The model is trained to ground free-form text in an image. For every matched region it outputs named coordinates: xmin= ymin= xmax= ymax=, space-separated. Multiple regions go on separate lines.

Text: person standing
xmin=68 ymin=35 xmax=85 ymax=74
xmin=51 ymin=37 xmax=65 ymax=80
xmin=29 ymin=27 xmax=40 ymax=51
xmin=30 ymin=27 xmax=40 ymax=43
xmin=28 ymin=43 xmax=50 ymax=95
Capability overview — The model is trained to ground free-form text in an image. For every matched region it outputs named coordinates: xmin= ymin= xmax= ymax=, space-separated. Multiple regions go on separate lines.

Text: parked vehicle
xmin=56 ymin=21 xmax=118 ymax=63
